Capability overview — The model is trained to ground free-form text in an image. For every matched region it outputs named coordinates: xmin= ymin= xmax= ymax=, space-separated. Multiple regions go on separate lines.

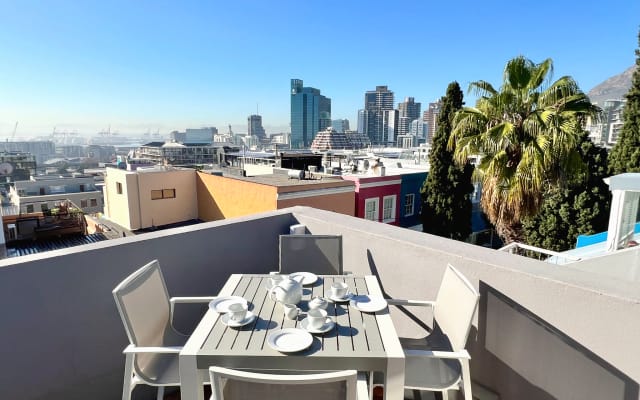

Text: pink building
xmin=342 ymin=174 xmax=402 ymax=226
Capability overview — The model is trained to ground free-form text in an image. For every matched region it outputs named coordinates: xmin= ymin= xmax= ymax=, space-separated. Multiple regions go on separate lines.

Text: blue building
xmin=399 ymin=170 xmax=428 ymax=228
xmin=290 ymin=79 xmax=331 ymax=148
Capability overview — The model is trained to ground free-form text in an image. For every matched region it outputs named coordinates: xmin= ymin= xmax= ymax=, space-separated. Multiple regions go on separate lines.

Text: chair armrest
xmin=123 ymin=344 xmax=183 ymax=354
xmin=356 ymin=372 xmax=369 ymax=400
xmin=170 ymin=296 xmax=216 ymax=304
xmin=386 ymin=299 xmax=436 ymax=307
xmin=404 ymin=348 xmax=471 ymax=360
xmin=169 ymin=296 xmax=216 ymax=334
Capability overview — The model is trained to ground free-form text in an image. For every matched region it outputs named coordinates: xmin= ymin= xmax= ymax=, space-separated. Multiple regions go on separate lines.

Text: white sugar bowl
xmin=308 ymin=296 xmax=329 ymax=310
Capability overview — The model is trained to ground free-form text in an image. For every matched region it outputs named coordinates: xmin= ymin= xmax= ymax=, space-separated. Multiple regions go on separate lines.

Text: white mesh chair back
xmin=113 ymin=259 xmax=175 ymax=381
xmin=279 ymin=234 xmax=343 ymax=275
xmin=433 ymin=264 xmax=480 ymax=351
xmin=209 ymin=367 xmax=358 ymax=400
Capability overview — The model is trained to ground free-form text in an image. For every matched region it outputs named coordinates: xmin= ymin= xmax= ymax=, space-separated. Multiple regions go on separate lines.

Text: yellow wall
xmin=196 ymin=172 xmax=277 ymax=221
xmin=104 ymin=168 xmax=138 ymax=230
xmin=136 ymin=169 xmax=198 ymax=229
xmin=104 ymin=168 xmax=198 ymax=230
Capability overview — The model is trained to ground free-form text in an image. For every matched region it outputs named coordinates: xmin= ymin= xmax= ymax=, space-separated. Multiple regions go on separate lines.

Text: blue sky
xmin=1 ymin=0 xmax=638 ymax=137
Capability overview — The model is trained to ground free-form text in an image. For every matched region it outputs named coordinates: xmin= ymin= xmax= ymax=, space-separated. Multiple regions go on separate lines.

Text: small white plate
xmin=300 ymin=317 xmax=335 ymax=334
xmin=267 ymin=328 xmax=313 ymax=353
xmin=289 ymin=272 xmax=318 ymax=286
xmin=209 ymin=296 xmax=248 ymax=313
xmin=221 ymin=311 xmax=256 ymax=328
xmin=328 ymin=292 xmax=354 ymax=303
xmin=350 ymin=295 xmax=388 ymax=313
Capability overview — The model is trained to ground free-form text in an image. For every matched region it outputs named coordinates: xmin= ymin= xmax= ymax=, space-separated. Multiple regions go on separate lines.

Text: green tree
xmin=609 ymin=30 xmax=640 ymax=175
xmin=523 ymin=131 xmax=611 ymax=251
xmin=421 ymin=82 xmax=474 ymax=240
xmin=450 ymin=56 xmax=600 ymax=244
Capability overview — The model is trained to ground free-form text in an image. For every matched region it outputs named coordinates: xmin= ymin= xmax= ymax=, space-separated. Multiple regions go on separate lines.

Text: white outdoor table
xmin=179 ymin=274 xmax=404 ymax=400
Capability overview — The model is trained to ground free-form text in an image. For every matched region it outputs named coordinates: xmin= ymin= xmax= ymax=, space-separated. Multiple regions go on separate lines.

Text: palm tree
xmin=449 ymin=56 xmax=600 ymax=244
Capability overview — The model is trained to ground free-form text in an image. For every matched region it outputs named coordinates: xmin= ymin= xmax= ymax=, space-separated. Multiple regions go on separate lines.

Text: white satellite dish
xmin=0 ymin=162 xmax=14 ymax=175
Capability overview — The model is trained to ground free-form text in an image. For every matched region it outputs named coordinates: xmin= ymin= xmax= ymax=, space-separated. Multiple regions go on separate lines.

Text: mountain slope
xmin=587 ymin=65 xmax=636 ymax=105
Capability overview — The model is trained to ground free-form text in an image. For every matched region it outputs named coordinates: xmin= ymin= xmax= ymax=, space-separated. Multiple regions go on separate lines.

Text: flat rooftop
xmin=227 ymin=173 xmax=354 ymax=189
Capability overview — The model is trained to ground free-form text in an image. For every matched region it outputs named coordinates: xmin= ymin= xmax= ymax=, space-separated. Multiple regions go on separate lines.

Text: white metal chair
xmin=387 ymin=263 xmax=480 ymax=400
xmin=113 ymin=259 xmax=214 ymax=400
xmin=208 ymin=367 xmax=369 ymax=400
xmin=279 ymin=234 xmax=344 ymax=275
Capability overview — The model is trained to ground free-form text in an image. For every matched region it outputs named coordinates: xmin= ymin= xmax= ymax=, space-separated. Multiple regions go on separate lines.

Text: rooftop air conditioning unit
xmin=308 ymin=166 xmax=317 ymax=173
xmin=288 ymin=169 xmax=304 ymax=180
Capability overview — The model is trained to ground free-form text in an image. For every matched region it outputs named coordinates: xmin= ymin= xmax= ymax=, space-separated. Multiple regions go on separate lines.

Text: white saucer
xmin=221 ymin=311 xmax=256 ymax=327
xmin=350 ymin=295 xmax=388 ymax=313
xmin=329 ymin=292 xmax=353 ymax=302
xmin=209 ymin=296 xmax=249 ymax=313
xmin=300 ymin=317 xmax=335 ymax=334
xmin=289 ymin=272 xmax=318 ymax=286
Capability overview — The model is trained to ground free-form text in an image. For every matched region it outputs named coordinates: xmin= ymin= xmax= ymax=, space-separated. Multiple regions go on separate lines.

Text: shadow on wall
xmin=472 ymin=282 xmax=639 ymax=400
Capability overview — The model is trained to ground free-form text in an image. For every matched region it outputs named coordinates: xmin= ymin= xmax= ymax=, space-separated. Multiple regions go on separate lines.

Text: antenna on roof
xmin=257 ymin=103 xmax=259 ymax=115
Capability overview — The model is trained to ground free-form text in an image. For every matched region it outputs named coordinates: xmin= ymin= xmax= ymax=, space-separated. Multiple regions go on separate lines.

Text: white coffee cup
xmin=283 ymin=303 xmax=300 ymax=320
xmin=330 ymin=281 xmax=349 ymax=299
xmin=307 ymin=308 xmax=327 ymax=329
xmin=228 ymin=302 xmax=248 ymax=322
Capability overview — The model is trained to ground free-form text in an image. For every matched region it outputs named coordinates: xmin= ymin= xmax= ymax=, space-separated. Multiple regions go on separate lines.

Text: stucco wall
xmin=1 ymin=206 xmax=638 ymax=400
xmin=135 ymin=169 xmax=198 ymax=228
xmin=103 ymin=168 xmax=137 ymax=230
xmin=196 ymin=172 xmax=277 ymax=221
xmin=104 ymin=168 xmax=198 ymax=230
xmin=0 ymin=210 xmax=295 ymax=400
xmin=277 ymin=191 xmax=355 ymax=216
xmin=291 ymin=207 xmax=640 ymax=400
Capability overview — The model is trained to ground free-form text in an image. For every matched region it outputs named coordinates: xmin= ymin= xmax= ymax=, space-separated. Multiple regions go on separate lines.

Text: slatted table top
xmin=194 ymin=274 xmax=395 ymax=371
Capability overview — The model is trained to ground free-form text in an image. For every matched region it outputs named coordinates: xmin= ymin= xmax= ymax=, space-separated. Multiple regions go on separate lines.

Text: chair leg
xmin=441 ymin=390 xmax=449 ymax=400
xmin=156 ymin=386 xmax=165 ymax=400
xmin=122 ymin=353 xmax=135 ymax=400
xmin=460 ymin=357 xmax=473 ymax=400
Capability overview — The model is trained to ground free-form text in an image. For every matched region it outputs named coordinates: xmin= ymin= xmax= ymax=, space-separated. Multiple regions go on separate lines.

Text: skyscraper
xmin=247 ymin=114 xmax=266 ymax=140
xmin=423 ymin=101 xmax=442 ymax=143
xmin=397 ymin=97 xmax=421 ymax=137
xmin=331 ymin=119 xmax=350 ymax=133
xmin=290 ymin=79 xmax=331 ymax=148
xmin=358 ymin=86 xmax=395 ymax=145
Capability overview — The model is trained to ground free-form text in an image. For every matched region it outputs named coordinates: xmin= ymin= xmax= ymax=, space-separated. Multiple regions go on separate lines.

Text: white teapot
xmin=269 ymin=275 xmax=304 ymax=304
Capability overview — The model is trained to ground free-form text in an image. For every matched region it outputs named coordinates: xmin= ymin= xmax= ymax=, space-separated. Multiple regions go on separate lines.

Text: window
xmin=151 ymin=188 xmax=176 ymax=200
xmin=404 ymin=193 xmax=415 ymax=217
xmin=80 ymin=200 xmax=88 ymax=208
xmin=26 ymin=204 xmax=34 ymax=213
xmin=40 ymin=203 xmax=49 ymax=212
xmin=364 ymin=198 xmax=379 ymax=221
xmin=116 ymin=182 xmax=123 ymax=194
xmin=90 ymin=199 xmax=97 ymax=207
xmin=382 ymin=195 xmax=396 ymax=223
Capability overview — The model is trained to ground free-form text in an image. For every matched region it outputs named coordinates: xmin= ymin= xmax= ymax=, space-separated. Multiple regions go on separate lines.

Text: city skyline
xmin=1 ymin=0 xmax=639 ymax=137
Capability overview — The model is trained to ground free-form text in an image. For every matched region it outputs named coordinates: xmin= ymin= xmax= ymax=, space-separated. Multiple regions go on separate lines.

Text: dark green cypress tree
xmin=609 ymin=29 xmax=640 ymax=175
xmin=421 ymin=82 xmax=474 ymax=240
xmin=523 ymin=131 xmax=611 ymax=251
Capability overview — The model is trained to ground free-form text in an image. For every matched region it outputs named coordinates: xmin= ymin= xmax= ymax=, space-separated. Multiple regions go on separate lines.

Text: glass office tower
xmin=290 ymin=79 xmax=331 ymax=148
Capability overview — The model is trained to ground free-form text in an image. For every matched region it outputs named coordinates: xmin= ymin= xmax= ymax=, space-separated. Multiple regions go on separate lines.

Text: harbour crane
xmin=11 ymin=121 xmax=18 ymax=141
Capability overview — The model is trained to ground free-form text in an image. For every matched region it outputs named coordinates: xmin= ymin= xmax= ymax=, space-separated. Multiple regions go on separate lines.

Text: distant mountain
xmin=587 ymin=65 xmax=636 ymax=106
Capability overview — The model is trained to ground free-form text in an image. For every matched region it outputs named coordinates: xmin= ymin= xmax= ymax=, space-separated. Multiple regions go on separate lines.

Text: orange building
xmin=196 ymin=171 xmax=355 ymax=221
